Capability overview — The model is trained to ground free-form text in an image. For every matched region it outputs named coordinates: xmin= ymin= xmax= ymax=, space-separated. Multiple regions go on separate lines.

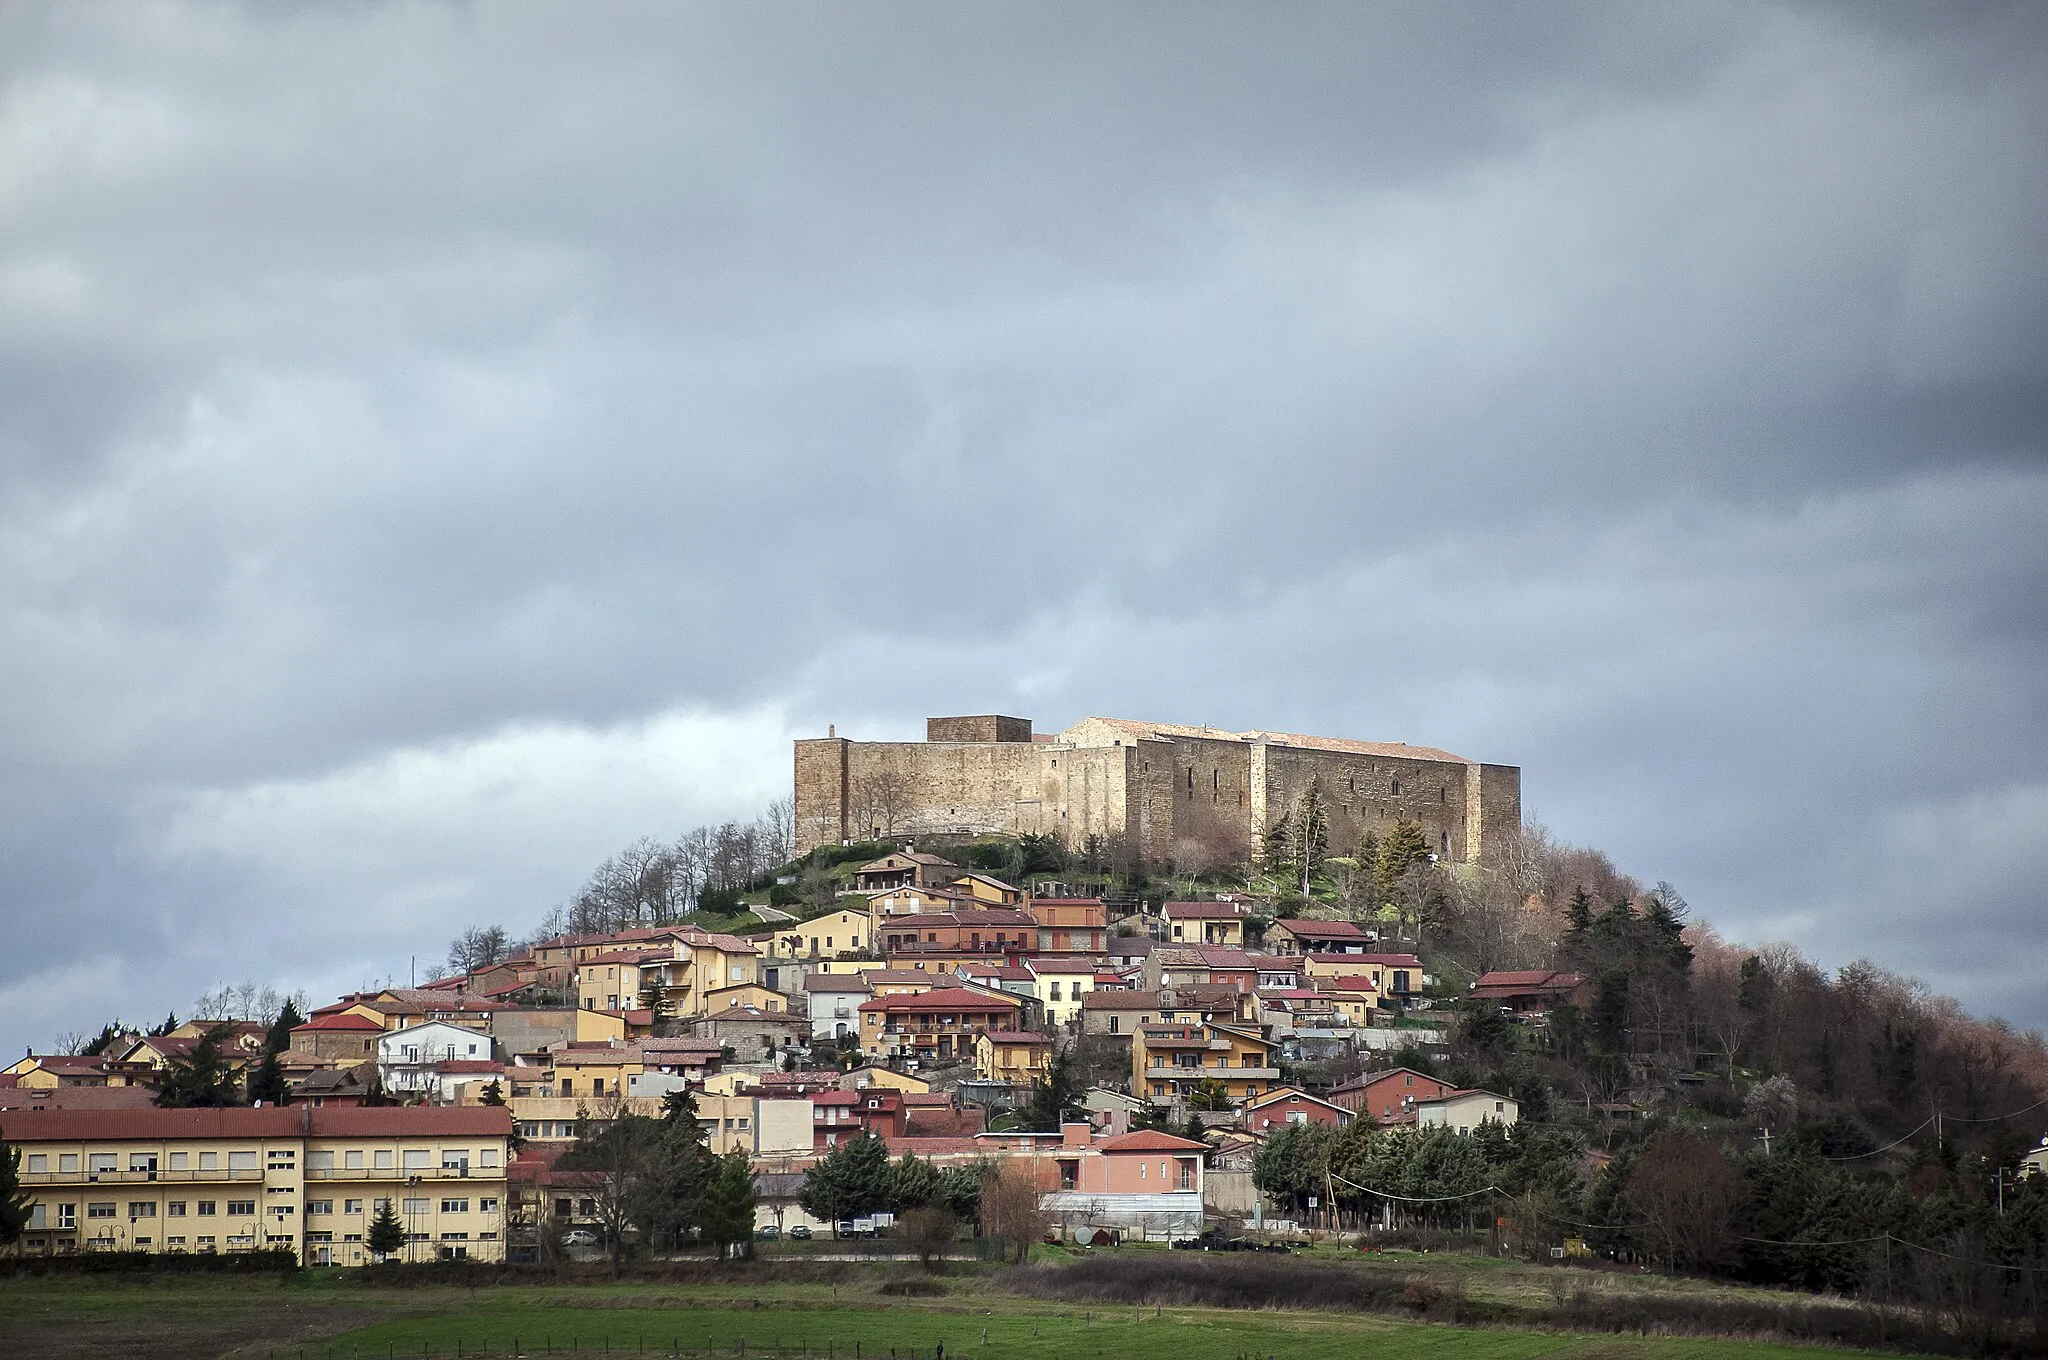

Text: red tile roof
xmin=1161 ymin=901 xmax=1245 ymax=919
xmin=0 ymin=1105 xmax=513 ymax=1141
xmin=1094 ymin=1128 xmax=1208 ymax=1152
xmin=858 ymin=987 xmax=1024 ymax=1014
xmin=1275 ymin=919 xmax=1370 ymax=939
xmin=294 ymin=1014 xmax=385 ymax=1033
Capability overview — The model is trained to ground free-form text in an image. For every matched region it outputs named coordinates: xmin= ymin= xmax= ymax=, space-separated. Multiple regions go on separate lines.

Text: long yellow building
xmin=0 ymin=1105 xmax=514 ymax=1267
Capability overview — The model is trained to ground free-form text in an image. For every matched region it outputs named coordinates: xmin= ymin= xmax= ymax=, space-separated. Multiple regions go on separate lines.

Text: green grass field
xmin=0 ymin=1271 xmax=1932 ymax=1360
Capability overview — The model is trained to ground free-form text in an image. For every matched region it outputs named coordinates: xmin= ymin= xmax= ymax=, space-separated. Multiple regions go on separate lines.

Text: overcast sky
xmin=3 ymin=2 xmax=2044 ymax=1055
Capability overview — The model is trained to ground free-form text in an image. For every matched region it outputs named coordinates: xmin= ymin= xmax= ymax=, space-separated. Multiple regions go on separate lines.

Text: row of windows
xmin=23 ymin=1147 xmax=499 ymax=1174
xmin=79 ymin=1198 xmax=259 ymax=1218
xmin=305 ymin=1198 xmax=498 ymax=1215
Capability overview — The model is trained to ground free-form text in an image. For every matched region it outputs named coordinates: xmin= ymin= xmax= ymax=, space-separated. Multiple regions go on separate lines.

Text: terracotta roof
xmin=983 ymin=1031 xmax=1053 ymax=1045
xmin=0 ymin=1085 xmax=156 ymax=1111
xmin=1195 ymin=948 xmax=1256 ymax=968
xmin=0 ymin=1105 xmax=513 ymax=1141
xmin=432 ymin=1060 xmax=504 ymax=1074
xmin=863 ymin=969 xmax=949 ymax=986
xmin=21 ymin=1055 xmax=111 ymax=1073
xmin=1161 ymin=901 xmax=1245 ymax=919
xmin=578 ymin=949 xmax=670 ymax=966
xmin=1028 ymin=897 xmax=1104 ymax=906
xmin=1094 ymin=1128 xmax=1208 ymax=1152
xmin=1080 ymin=990 xmax=1163 ymax=1010
xmin=1275 ymin=919 xmax=1370 ymax=939
xmin=294 ymin=1014 xmax=385 ymax=1033
xmin=958 ymin=965 xmax=1034 ymax=982
xmin=878 ymin=1135 xmax=987 ymax=1157
xmin=880 ymin=908 xmax=1038 ymax=928
xmin=857 ymin=987 xmax=1023 ymax=1014
xmin=803 ymin=975 xmax=873 ymax=993
xmin=1066 ymin=716 xmax=1470 ymax=764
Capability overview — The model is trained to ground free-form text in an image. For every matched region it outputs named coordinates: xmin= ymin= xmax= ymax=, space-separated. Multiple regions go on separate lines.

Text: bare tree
xmin=759 ymin=796 xmax=796 ymax=865
xmin=978 ymin=1160 xmax=1050 ymax=1263
xmin=1626 ymin=1131 xmax=1745 ymax=1272
xmin=447 ymin=925 xmax=511 ymax=977
xmin=849 ymin=766 xmax=913 ymax=840
xmin=900 ymin=1205 xmax=957 ymax=1271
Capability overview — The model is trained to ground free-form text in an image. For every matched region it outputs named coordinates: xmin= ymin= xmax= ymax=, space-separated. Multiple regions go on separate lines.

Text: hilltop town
xmin=3 ymin=713 xmax=2046 ymax=1348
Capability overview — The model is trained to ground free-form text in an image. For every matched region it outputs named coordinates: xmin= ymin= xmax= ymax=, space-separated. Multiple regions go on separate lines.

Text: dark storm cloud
xmin=1 ymin=1 xmax=2043 ymax=1049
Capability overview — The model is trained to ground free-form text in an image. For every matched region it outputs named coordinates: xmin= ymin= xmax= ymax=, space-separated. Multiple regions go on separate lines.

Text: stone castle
xmin=794 ymin=714 xmax=1521 ymax=866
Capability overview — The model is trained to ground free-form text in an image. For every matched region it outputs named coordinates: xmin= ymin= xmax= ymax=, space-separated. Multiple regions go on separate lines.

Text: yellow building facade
xmin=1 ymin=1106 xmax=514 ymax=1266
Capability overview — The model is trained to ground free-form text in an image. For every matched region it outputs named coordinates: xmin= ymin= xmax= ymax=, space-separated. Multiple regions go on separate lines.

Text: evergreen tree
xmin=0 ymin=1134 xmax=32 ymax=1252
xmin=887 ymin=1153 xmax=944 ymax=1211
xmin=798 ymin=1133 xmax=890 ymax=1235
xmin=937 ymin=1163 xmax=987 ymax=1221
xmin=245 ymin=999 xmax=305 ymax=1106
xmin=367 ymin=1200 xmax=407 ymax=1260
xmin=698 ymin=1151 xmax=758 ymax=1259
xmin=150 ymin=1013 xmax=178 ymax=1037
xmin=245 ymin=1047 xmax=287 ymax=1106
xmin=1372 ymin=818 xmax=1432 ymax=904
xmin=479 ymin=1080 xmax=506 ymax=1106
xmin=1019 ymin=1048 xmax=1083 ymax=1131
xmin=155 ymin=1025 xmax=243 ymax=1108
xmin=637 ymin=971 xmax=676 ymax=1029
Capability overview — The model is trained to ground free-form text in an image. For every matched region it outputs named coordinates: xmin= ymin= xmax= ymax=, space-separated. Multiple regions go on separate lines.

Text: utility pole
xmin=1757 ymin=1126 xmax=1772 ymax=1155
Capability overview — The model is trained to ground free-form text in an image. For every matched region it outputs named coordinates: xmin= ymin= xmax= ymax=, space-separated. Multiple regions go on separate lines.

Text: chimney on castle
xmin=828 ymin=724 xmax=836 ymax=738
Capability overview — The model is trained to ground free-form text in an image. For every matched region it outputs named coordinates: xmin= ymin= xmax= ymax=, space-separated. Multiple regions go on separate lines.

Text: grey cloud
xmin=1 ymin=2 xmax=2044 ymax=1052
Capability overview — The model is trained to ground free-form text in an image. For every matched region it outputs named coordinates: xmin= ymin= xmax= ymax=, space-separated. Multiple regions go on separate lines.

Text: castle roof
xmin=1065 ymin=716 xmax=1470 ymax=765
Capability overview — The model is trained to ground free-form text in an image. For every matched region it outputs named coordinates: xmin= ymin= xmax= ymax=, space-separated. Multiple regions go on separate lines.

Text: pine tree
xmin=798 ymin=1133 xmax=890 ymax=1235
xmin=698 ymin=1151 xmax=758 ymax=1259
xmin=479 ymin=1080 xmax=506 ymax=1106
xmin=155 ymin=1025 xmax=243 ymax=1108
xmin=367 ymin=1200 xmax=407 ymax=1260
xmin=1019 ymin=1048 xmax=1082 ymax=1132
xmin=0 ymin=1134 xmax=32 ymax=1252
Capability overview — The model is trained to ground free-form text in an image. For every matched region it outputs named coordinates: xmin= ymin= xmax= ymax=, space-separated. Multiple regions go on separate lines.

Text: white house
xmin=377 ymin=1021 xmax=499 ymax=1102
xmin=1415 ymin=1088 xmax=1519 ymax=1132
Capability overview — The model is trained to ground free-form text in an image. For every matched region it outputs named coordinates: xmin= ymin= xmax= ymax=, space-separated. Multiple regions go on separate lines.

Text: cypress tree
xmin=0 ymin=1134 xmax=32 ymax=1251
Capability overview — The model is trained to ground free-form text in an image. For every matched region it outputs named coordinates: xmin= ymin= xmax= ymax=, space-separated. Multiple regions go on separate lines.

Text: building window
xmin=89 ymin=1154 xmax=116 ymax=1174
xmin=345 ymin=1199 xmax=364 ymax=1215
xmin=26 ymin=1154 xmax=46 ymax=1173
xmin=308 ymin=1201 xmax=333 ymax=1215
xmin=88 ymin=1202 xmax=115 ymax=1219
xmin=441 ymin=1199 xmax=468 ymax=1214
xmin=168 ymin=1201 xmax=187 ymax=1216
xmin=198 ymin=1152 xmax=219 ymax=1171
xmin=226 ymin=1200 xmax=256 ymax=1216
xmin=403 ymin=1198 xmax=431 ymax=1215
xmin=196 ymin=1201 xmax=217 ymax=1216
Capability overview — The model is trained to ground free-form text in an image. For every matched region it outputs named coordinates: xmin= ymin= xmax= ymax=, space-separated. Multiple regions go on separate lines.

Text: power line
xmin=1821 ymin=1115 xmax=1934 ymax=1161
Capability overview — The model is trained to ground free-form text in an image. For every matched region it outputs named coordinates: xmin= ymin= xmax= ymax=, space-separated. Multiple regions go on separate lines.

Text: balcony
xmin=24 ymin=1168 xmax=265 ymax=1185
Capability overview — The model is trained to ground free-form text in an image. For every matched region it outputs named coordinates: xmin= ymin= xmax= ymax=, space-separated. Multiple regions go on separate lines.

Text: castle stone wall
xmin=792 ymin=716 xmax=1522 ymax=865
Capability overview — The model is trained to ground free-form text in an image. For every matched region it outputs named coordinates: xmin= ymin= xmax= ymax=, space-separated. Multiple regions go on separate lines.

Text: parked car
xmin=561 ymin=1229 xmax=599 ymax=1247
xmin=757 ymin=1225 xmax=780 ymax=1240
xmin=788 ymin=1225 xmax=813 ymax=1240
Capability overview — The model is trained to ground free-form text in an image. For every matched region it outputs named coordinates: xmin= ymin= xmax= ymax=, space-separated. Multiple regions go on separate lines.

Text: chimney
xmin=1061 ymin=1121 xmax=1091 ymax=1148
xmin=828 ymin=724 xmax=836 ymax=738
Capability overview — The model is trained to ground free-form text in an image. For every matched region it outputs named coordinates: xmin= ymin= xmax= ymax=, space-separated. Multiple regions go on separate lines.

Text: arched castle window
xmin=1390 ymin=777 xmax=1400 ymax=796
